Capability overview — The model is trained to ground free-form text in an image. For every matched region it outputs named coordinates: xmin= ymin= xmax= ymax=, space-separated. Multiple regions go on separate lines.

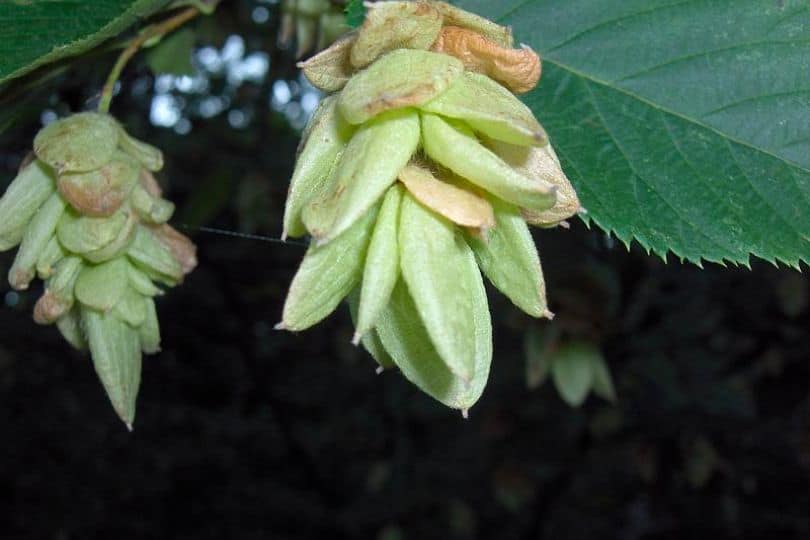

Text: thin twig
xmin=97 ymin=6 xmax=200 ymax=113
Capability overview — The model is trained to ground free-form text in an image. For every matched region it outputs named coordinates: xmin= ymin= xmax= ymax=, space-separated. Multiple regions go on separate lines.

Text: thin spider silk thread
xmin=178 ymin=224 xmax=308 ymax=247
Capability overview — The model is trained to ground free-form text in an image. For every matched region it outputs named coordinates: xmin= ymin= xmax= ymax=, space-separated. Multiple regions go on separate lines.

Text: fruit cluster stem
xmin=98 ymin=6 xmax=201 ymax=114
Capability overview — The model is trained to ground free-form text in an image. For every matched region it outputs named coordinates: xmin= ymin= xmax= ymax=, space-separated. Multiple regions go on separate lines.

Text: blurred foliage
xmin=0 ymin=1 xmax=809 ymax=539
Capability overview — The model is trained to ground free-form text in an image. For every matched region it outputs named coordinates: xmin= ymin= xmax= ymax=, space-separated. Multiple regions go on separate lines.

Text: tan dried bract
xmin=33 ymin=290 xmax=69 ymax=325
xmin=432 ymin=26 xmax=541 ymax=94
xmin=487 ymin=138 xmax=580 ymax=227
xmin=350 ymin=1 xmax=443 ymax=68
xmin=428 ymin=0 xmax=513 ymax=47
xmin=298 ymin=33 xmax=357 ymax=92
xmin=139 ymin=169 xmax=163 ymax=197
xmin=57 ymin=160 xmax=137 ymax=218
xmin=398 ymin=162 xmax=495 ymax=231
xmin=148 ymin=224 xmax=198 ymax=275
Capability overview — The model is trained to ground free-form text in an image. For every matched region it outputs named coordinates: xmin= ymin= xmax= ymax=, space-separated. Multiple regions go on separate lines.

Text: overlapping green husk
xmin=282 ymin=0 xmax=581 ymax=413
xmin=0 ymin=112 xmax=196 ymax=428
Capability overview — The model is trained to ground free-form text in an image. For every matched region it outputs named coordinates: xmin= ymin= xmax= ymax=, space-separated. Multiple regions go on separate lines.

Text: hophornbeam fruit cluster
xmin=279 ymin=0 xmax=351 ymax=58
xmin=0 ymin=112 xmax=197 ymax=429
xmin=280 ymin=1 xmax=581 ymax=414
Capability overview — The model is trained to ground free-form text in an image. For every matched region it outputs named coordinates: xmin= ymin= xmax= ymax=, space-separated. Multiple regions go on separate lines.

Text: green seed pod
xmin=298 ymin=33 xmax=356 ymax=92
xmin=139 ymin=298 xmax=162 ymax=354
xmin=467 ymin=199 xmax=551 ymax=318
xmin=0 ymin=160 xmax=56 ymax=250
xmin=283 ymin=95 xmax=353 ymax=239
xmin=590 ymin=350 xmax=617 ymax=403
xmin=3 ymin=110 xmax=195 ymax=428
xmin=350 ymin=1 xmax=443 ymax=68
xmin=82 ymin=307 xmax=142 ymax=429
xmin=347 ymin=288 xmax=396 ymax=371
xmin=56 ymin=307 xmax=87 ymax=350
xmin=278 ymin=0 xmax=579 ymax=413
xmin=57 ymin=206 xmax=136 ymax=263
xmin=280 ymin=204 xmax=379 ymax=331
xmin=36 ymin=236 xmax=66 ymax=279
xmin=81 ymin=209 xmax=137 ymax=264
xmin=33 ymin=112 xmax=119 ymax=173
xmin=429 ymin=1 xmax=513 ymax=47
xmin=302 ymin=108 xmax=419 ymax=243
xmin=57 ymin=154 xmax=140 ymax=217
xmin=550 ymin=342 xmax=596 ymax=407
xmin=130 ymin=184 xmax=175 ymax=224
xmin=147 ymin=224 xmax=197 ymax=275
xmin=117 ymin=128 xmax=163 ymax=172
xmin=355 ymin=184 xmax=403 ymax=343
xmin=113 ymin=288 xmax=147 ymax=328
xmin=33 ymin=256 xmax=82 ymax=324
xmin=74 ymin=257 xmax=129 ymax=312
xmin=128 ymin=263 xmax=163 ymax=297
xmin=485 ymin=138 xmax=581 ymax=227
xmin=375 ymin=278 xmax=492 ymax=411
xmin=9 ymin=192 xmax=67 ymax=290
xmin=421 ymin=71 xmax=547 ymax=146
xmin=399 ymin=191 xmax=480 ymax=383
xmin=420 ymin=113 xmax=557 ymax=212
xmin=0 ymin=226 xmax=25 ymax=252
xmin=338 ymin=49 xmax=463 ymax=125
xmin=127 ymin=225 xmax=184 ymax=285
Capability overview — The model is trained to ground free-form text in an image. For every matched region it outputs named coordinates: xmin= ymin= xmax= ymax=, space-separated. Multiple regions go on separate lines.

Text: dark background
xmin=1 ymin=2 xmax=808 ymax=539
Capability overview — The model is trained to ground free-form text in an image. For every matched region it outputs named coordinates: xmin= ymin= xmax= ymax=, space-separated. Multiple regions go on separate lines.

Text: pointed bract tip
xmin=542 ymin=309 xmax=555 ymax=320
xmin=461 ymin=408 xmax=469 ymax=420
xmin=351 ymin=332 xmax=362 ymax=346
xmin=577 ymin=206 xmax=589 ymax=215
xmin=558 ymin=220 xmax=571 ymax=230
xmin=375 ymin=366 xmax=385 ymax=375
xmin=281 ymin=231 xmax=288 ymax=242
xmin=274 ymin=322 xmax=288 ymax=331
xmin=125 ymin=422 xmax=134 ymax=432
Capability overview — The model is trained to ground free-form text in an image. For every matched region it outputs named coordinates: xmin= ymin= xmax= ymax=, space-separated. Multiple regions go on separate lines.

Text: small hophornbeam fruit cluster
xmin=280 ymin=1 xmax=580 ymax=414
xmin=279 ymin=0 xmax=351 ymax=58
xmin=0 ymin=112 xmax=197 ymax=429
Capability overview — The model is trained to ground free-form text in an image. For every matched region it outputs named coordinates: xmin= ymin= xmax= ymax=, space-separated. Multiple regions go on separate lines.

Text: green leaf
xmin=453 ymin=0 xmax=810 ymax=266
xmin=344 ymin=0 xmax=366 ymax=29
xmin=0 ymin=0 xmax=170 ymax=85
xmin=145 ymin=27 xmax=195 ymax=76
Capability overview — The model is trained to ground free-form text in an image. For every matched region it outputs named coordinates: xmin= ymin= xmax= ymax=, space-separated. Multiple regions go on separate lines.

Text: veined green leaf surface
xmin=0 ymin=0 xmax=169 ymax=85
xmin=454 ymin=0 xmax=810 ymax=266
